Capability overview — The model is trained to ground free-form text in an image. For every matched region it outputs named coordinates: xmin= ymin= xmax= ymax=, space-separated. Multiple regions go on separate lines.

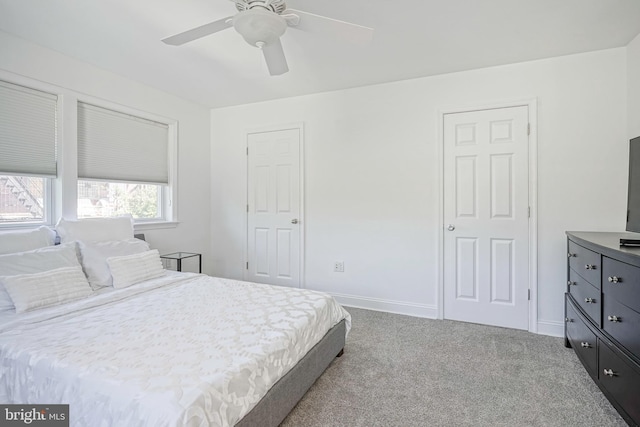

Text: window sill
xmin=0 ymin=223 xmax=51 ymax=231
xmin=1 ymin=221 xmax=179 ymax=233
xmin=134 ymin=221 xmax=179 ymax=232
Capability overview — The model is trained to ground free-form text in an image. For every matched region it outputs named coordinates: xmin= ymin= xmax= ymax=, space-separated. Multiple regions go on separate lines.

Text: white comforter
xmin=0 ymin=272 xmax=350 ymax=427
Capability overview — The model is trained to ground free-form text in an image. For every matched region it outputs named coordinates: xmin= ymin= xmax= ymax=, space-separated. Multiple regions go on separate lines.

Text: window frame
xmin=0 ymin=73 xmax=60 ymax=229
xmin=74 ymin=94 xmax=178 ymax=228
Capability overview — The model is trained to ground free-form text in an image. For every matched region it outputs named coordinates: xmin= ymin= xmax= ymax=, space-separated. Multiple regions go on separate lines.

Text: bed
xmin=0 ymin=219 xmax=350 ymax=427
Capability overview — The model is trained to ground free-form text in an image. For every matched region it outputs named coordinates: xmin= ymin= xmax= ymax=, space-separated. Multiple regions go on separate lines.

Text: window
xmin=0 ymin=75 xmax=177 ymax=229
xmin=76 ymin=102 xmax=172 ymax=221
xmin=0 ymin=175 xmax=48 ymax=224
xmin=77 ymin=181 xmax=161 ymax=219
xmin=0 ymin=80 xmax=57 ymax=226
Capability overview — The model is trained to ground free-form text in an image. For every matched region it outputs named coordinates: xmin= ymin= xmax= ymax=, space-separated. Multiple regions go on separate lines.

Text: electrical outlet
xmin=334 ymin=261 xmax=344 ymax=273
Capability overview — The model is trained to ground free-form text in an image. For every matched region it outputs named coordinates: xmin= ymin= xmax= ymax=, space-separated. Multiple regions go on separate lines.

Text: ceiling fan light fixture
xmin=233 ymin=8 xmax=287 ymax=47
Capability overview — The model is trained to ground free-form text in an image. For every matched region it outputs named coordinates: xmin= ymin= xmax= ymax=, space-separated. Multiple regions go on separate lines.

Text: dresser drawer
xmin=568 ymin=240 xmax=601 ymax=287
xmin=565 ymin=297 xmax=597 ymax=377
xmin=602 ymin=256 xmax=640 ymax=312
xmin=568 ymin=269 xmax=601 ymax=326
xmin=603 ymin=295 xmax=640 ymax=356
xmin=598 ymin=339 xmax=640 ymax=425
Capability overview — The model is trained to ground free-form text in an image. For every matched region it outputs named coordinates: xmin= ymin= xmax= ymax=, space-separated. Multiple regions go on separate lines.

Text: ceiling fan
xmin=162 ymin=0 xmax=374 ymax=76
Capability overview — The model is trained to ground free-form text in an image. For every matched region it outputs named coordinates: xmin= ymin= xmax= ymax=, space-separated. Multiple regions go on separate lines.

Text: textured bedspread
xmin=0 ymin=273 xmax=350 ymax=427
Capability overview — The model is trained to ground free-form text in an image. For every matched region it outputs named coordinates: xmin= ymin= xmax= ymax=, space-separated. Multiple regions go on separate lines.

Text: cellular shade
xmin=0 ymin=80 xmax=57 ymax=177
xmin=77 ymin=102 xmax=169 ymax=184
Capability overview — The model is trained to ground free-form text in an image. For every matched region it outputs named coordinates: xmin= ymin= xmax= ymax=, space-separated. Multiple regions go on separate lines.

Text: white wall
xmin=211 ymin=48 xmax=628 ymax=335
xmin=629 ymin=32 xmax=640 ymax=139
xmin=0 ymin=31 xmax=212 ymax=273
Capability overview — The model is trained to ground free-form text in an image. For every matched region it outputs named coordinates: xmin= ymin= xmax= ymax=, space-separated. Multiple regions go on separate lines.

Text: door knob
xmin=447 ymin=224 xmax=455 ymax=231
xmin=291 ymin=219 xmax=298 ymax=224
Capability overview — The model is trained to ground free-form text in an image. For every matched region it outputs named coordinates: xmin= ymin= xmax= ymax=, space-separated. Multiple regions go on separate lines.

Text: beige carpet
xmin=281 ymin=307 xmax=627 ymax=427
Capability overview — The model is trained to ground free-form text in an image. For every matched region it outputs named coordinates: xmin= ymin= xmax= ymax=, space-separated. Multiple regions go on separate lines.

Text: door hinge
xmin=528 ymin=289 xmax=531 ymax=300
xmin=528 ymin=206 xmax=531 ymax=218
xmin=246 ymin=147 xmax=249 ymax=155
xmin=527 ymin=123 xmax=531 ymax=135
xmin=246 ymin=262 xmax=248 ymax=270
xmin=247 ymin=204 xmax=249 ymax=213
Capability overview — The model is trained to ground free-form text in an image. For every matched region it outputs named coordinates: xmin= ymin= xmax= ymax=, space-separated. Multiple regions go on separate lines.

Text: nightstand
xmin=160 ymin=252 xmax=201 ymax=273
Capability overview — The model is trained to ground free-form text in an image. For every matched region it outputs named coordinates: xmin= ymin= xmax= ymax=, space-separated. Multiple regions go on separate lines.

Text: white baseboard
xmin=331 ymin=293 xmax=565 ymax=338
xmin=330 ymin=292 xmax=438 ymax=319
xmin=536 ymin=319 xmax=564 ymax=337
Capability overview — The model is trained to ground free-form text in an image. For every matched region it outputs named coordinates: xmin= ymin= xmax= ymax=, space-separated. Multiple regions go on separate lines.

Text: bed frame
xmin=236 ymin=319 xmax=346 ymax=427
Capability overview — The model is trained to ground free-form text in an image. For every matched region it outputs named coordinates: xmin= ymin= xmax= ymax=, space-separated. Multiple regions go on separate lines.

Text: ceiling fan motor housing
xmin=235 ymin=0 xmax=287 ymax=14
xmin=233 ymin=8 xmax=287 ymax=47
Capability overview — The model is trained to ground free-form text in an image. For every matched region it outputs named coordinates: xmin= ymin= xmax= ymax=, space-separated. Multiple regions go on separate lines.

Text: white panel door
xmin=247 ymin=128 xmax=301 ymax=287
xmin=443 ymin=106 xmax=529 ymax=330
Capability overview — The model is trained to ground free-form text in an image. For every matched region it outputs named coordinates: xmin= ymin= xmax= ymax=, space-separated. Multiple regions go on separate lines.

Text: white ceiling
xmin=1 ymin=0 xmax=640 ymax=109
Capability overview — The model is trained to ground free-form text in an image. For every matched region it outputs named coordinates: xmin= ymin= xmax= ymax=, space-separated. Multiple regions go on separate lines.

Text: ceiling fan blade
xmin=284 ymin=9 xmax=373 ymax=44
xmin=261 ymin=38 xmax=289 ymax=76
xmin=162 ymin=17 xmax=234 ymax=46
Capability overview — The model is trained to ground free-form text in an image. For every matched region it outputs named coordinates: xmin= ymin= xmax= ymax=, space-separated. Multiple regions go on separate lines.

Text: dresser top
xmin=567 ymin=231 xmax=640 ymax=266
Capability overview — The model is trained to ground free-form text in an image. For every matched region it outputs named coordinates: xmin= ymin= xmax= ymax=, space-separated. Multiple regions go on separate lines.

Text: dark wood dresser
xmin=565 ymin=232 xmax=640 ymax=426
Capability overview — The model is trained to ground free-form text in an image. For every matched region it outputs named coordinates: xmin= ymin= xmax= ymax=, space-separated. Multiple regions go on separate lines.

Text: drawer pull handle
xmin=603 ymin=369 xmax=616 ymax=377
xmin=565 ymin=317 xmax=573 ymax=323
xmin=607 ymin=276 xmax=621 ymax=283
xmin=567 ymin=253 xmax=576 ymax=258
xmin=607 ymin=315 xmax=621 ymax=323
xmin=584 ymin=298 xmax=595 ymax=304
xmin=585 ymin=264 xmax=596 ymax=270
xmin=567 ymin=281 xmax=576 ymax=286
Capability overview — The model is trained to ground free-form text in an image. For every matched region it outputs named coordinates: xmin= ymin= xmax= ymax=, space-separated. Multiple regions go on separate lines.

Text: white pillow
xmin=2 ymin=266 xmax=92 ymax=313
xmin=56 ymin=215 xmax=134 ymax=243
xmin=0 ymin=243 xmax=82 ymax=312
xmin=0 ymin=243 xmax=81 ymax=276
xmin=0 ymin=226 xmax=56 ymax=255
xmin=78 ymin=239 xmax=150 ymax=289
xmin=107 ymin=249 xmax=165 ymax=289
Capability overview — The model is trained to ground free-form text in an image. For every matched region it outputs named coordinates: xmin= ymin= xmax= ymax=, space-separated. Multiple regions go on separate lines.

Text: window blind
xmin=0 ymin=80 xmax=58 ymax=177
xmin=77 ymin=102 xmax=169 ymax=184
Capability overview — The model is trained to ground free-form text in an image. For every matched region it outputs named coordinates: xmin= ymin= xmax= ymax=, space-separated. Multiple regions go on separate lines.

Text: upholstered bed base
xmin=236 ymin=319 xmax=346 ymax=427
